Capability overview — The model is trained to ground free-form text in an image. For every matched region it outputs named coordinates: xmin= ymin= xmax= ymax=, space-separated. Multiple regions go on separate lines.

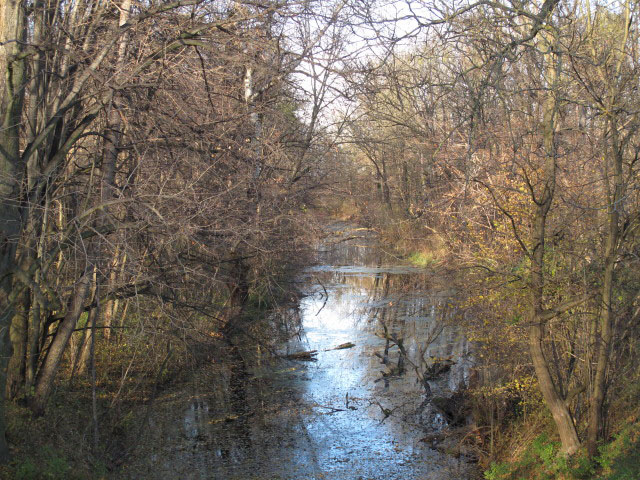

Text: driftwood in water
xmin=325 ymin=342 xmax=355 ymax=351
xmin=286 ymin=342 xmax=354 ymax=360
xmin=285 ymin=349 xmax=318 ymax=360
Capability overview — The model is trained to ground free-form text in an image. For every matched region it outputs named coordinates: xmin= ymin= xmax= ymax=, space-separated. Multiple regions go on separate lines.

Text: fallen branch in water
xmin=311 ymin=402 xmax=346 ymax=413
xmin=285 ymin=349 xmax=318 ymax=360
xmin=325 ymin=342 xmax=355 ymax=351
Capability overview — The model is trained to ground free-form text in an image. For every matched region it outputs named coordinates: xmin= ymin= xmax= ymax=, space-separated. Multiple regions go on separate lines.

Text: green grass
xmin=484 ymin=421 xmax=640 ymax=480
xmin=407 ymin=250 xmax=438 ymax=267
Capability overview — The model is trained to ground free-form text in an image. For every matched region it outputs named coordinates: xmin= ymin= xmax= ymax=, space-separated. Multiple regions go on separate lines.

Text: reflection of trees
xmin=197 ymin=342 xmax=312 ymax=474
xmin=307 ymin=236 xmax=469 ymax=435
xmin=375 ymin=315 xmax=449 ymax=396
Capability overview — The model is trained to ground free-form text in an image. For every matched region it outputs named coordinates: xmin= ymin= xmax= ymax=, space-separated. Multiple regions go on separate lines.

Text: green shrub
xmin=407 ymin=251 xmax=437 ymax=267
xmin=14 ymin=459 xmax=38 ymax=480
xmin=10 ymin=447 xmax=73 ymax=480
xmin=484 ymin=433 xmax=596 ymax=480
xmin=598 ymin=422 xmax=640 ymax=480
xmin=484 ymin=422 xmax=640 ymax=480
xmin=42 ymin=447 xmax=71 ymax=479
xmin=484 ymin=461 xmax=511 ymax=480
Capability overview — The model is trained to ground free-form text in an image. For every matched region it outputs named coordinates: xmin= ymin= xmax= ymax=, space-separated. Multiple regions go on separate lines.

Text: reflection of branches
xmin=313 ymin=275 xmax=329 ymax=316
xmin=369 ymin=397 xmax=416 ymax=424
xmin=310 ymin=402 xmax=346 ymax=413
xmin=375 ymin=318 xmax=450 ymax=396
xmin=371 ymin=400 xmax=396 ymax=423
xmin=326 ymin=235 xmax=368 ymax=246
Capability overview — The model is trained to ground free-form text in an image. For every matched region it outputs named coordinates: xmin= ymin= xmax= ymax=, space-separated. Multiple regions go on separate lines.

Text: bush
xmin=484 ymin=421 xmax=640 ymax=480
xmin=484 ymin=433 xmax=594 ymax=480
xmin=10 ymin=447 xmax=72 ymax=480
xmin=598 ymin=422 xmax=640 ymax=480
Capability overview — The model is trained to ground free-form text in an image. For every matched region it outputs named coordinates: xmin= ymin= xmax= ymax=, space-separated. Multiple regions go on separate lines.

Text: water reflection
xmin=123 ymin=224 xmax=473 ymax=479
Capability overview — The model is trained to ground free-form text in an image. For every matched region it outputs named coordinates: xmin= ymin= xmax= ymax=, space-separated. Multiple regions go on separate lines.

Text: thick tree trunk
xmin=31 ymin=273 xmax=91 ymax=415
xmin=115 ymin=299 xmax=130 ymax=344
xmin=0 ymin=306 xmax=12 ymax=461
xmin=26 ymin=199 xmax=48 ymax=391
xmin=102 ymin=297 xmax=115 ymax=342
xmin=0 ymin=0 xmax=28 ymax=462
xmin=530 ymin=321 xmax=581 ymax=454
xmin=6 ymin=289 xmax=29 ymax=399
xmin=587 ymin=257 xmax=614 ymax=456
xmin=102 ymin=251 xmax=125 ymax=342
xmin=26 ymin=289 xmax=41 ymax=390
xmin=68 ymin=310 xmax=88 ymax=384
xmin=9 ymin=236 xmax=39 ymax=398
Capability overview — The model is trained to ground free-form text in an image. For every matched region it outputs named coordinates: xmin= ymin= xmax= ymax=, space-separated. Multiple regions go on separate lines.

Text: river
xmin=120 ymin=224 xmax=476 ymax=479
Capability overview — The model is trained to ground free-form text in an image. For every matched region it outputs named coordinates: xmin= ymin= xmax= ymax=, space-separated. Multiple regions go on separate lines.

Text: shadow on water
xmin=121 ymin=223 xmax=476 ymax=479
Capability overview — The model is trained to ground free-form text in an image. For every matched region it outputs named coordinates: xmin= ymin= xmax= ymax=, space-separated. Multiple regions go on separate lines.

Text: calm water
xmin=121 ymin=224 xmax=475 ymax=479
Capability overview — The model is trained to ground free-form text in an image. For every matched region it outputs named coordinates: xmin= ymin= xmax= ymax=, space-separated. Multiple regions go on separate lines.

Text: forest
xmin=1 ymin=0 xmax=639 ymax=479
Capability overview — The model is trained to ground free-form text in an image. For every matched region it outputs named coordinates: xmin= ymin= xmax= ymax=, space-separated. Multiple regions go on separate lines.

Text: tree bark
xmin=31 ymin=273 xmax=91 ymax=415
xmin=587 ymin=120 xmax=623 ymax=456
xmin=0 ymin=0 xmax=28 ymax=462
xmin=100 ymin=0 xmax=130 ymax=342
xmin=528 ymin=32 xmax=581 ymax=456
xmin=77 ymin=307 xmax=97 ymax=376
xmin=6 ymin=289 xmax=29 ymax=399
xmin=26 ymin=288 xmax=41 ymax=390
xmin=221 ymin=258 xmax=250 ymax=342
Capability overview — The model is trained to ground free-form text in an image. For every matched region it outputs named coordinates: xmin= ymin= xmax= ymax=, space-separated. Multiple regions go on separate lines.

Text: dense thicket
xmin=0 ymin=0 xmax=353 ymax=462
xmin=338 ymin=0 xmax=640 ymax=463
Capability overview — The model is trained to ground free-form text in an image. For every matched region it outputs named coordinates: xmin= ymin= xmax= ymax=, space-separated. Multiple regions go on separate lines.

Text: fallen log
xmin=325 ymin=342 xmax=355 ymax=351
xmin=285 ymin=350 xmax=318 ymax=360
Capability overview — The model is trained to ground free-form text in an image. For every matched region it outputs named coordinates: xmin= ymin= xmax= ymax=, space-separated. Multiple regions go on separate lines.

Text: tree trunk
xmin=68 ymin=310 xmax=88 ymax=385
xmin=26 ymin=288 xmax=41 ymax=390
xmin=77 ymin=307 xmax=97 ymax=376
xmin=381 ymin=159 xmax=392 ymax=210
xmin=530 ymin=322 xmax=580 ymax=454
xmin=100 ymin=0 xmax=130 ymax=342
xmin=401 ymin=160 xmax=410 ymax=210
xmin=31 ymin=273 xmax=91 ymax=415
xmin=6 ymin=289 xmax=29 ymax=399
xmin=0 ymin=305 xmax=12 ymax=461
xmin=528 ymin=33 xmax=581 ymax=456
xmin=26 ymin=196 xmax=49 ymax=391
xmin=102 ymin=251 xmax=125 ymax=342
xmin=0 ymin=0 xmax=28 ymax=462
xmin=587 ymin=121 xmax=623 ymax=456
xmin=222 ymin=259 xmax=250 ymax=342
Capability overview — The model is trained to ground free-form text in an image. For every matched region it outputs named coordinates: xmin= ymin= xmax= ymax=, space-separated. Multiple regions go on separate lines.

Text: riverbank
xmin=326 ymin=202 xmax=640 ymax=480
xmin=1 ymin=222 xmax=483 ymax=480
